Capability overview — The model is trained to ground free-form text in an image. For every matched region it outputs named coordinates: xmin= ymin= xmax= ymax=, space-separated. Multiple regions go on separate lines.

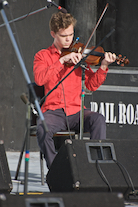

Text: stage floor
xmin=6 ymin=151 xmax=138 ymax=207
xmin=6 ymin=151 xmax=49 ymax=194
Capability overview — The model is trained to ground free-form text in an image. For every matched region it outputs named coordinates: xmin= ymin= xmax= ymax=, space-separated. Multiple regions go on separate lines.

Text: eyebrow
xmin=59 ymin=33 xmax=74 ymax=37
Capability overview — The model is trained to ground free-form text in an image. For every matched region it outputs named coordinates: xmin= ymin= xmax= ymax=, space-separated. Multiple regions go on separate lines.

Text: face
xmin=51 ymin=24 xmax=74 ymax=52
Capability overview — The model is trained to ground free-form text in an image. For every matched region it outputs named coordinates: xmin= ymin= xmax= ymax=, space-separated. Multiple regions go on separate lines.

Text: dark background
xmin=0 ymin=0 xmax=138 ymax=151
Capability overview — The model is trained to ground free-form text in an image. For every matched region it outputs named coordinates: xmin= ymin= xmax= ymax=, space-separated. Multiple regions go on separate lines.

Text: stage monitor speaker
xmin=0 ymin=192 xmax=124 ymax=207
xmin=46 ymin=139 xmax=138 ymax=200
xmin=0 ymin=140 xmax=12 ymax=193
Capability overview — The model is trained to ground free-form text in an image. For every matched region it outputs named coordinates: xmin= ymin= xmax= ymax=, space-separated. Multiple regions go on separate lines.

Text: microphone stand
xmin=0 ymin=4 xmax=53 ymax=28
xmin=79 ymin=65 xmax=86 ymax=140
xmin=0 ymin=2 xmax=48 ymax=194
xmin=39 ymin=28 xmax=115 ymax=140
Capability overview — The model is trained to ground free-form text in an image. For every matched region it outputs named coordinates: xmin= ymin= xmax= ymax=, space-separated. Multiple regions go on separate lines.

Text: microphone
xmin=47 ymin=0 xmax=67 ymax=13
xmin=20 ymin=93 xmax=29 ymax=104
xmin=20 ymin=93 xmax=38 ymax=115
xmin=0 ymin=0 xmax=9 ymax=7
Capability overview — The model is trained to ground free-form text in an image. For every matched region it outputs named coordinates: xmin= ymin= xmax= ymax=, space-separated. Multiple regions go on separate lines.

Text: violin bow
xmin=82 ymin=3 xmax=109 ymax=55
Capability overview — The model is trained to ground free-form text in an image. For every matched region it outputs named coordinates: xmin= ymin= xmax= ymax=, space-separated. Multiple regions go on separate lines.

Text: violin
xmin=61 ymin=41 xmax=130 ymax=67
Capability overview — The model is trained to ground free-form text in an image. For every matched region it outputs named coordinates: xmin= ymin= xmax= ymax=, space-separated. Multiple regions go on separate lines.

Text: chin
xmin=63 ymin=45 xmax=70 ymax=48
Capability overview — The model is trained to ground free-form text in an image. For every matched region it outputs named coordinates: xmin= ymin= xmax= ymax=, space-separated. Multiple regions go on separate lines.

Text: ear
xmin=51 ymin=31 xmax=55 ymax=38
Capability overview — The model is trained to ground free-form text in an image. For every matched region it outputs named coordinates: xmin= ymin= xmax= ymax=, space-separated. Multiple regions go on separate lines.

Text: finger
xmin=107 ymin=52 xmax=112 ymax=59
xmin=112 ymin=53 xmax=116 ymax=61
xmin=72 ymin=53 xmax=82 ymax=64
xmin=105 ymin=52 xmax=116 ymax=62
xmin=73 ymin=56 xmax=79 ymax=64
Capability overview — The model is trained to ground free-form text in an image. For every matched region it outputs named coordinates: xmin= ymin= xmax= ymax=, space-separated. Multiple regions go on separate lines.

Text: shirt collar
xmin=51 ymin=43 xmax=61 ymax=55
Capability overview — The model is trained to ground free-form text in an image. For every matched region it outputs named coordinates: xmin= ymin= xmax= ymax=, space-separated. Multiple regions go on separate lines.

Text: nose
xmin=66 ymin=35 xmax=70 ymax=41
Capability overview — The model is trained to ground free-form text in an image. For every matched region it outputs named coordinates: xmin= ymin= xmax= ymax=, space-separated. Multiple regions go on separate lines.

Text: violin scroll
xmin=116 ymin=54 xmax=130 ymax=67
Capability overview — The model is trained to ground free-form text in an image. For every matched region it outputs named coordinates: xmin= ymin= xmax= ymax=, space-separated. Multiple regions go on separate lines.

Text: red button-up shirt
xmin=33 ymin=44 xmax=108 ymax=116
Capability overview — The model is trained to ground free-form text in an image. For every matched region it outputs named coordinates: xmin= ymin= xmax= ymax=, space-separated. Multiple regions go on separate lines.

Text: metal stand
xmin=79 ymin=67 xmax=85 ymax=140
xmin=0 ymin=2 xmax=48 ymax=194
xmin=24 ymin=101 xmax=31 ymax=193
xmin=14 ymin=97 xmax=45 ymax=186
xmin=14 ymin=100 xmax=31 ymax=183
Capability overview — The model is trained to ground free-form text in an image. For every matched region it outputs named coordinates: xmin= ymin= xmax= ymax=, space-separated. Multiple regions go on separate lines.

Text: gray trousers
xmin=36 ymin=108 xmax=106 ymax=169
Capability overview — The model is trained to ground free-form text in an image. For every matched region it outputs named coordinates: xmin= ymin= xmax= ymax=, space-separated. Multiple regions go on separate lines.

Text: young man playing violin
xmin=33 ymin=12 xmax=116 ymax=170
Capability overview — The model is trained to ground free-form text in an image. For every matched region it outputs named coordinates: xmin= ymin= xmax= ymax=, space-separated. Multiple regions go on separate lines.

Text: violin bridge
xmin=78 ymin=47 xmax=82 ymax=53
